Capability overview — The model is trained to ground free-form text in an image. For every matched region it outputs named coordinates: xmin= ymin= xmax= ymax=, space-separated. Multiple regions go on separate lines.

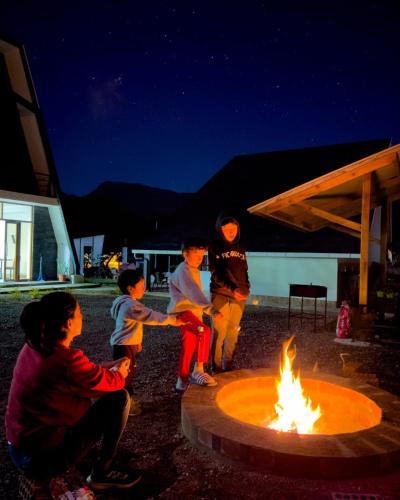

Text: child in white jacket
xmin=111 ymin=269 xmax=182 ymax=414
xmin=168 ymin=237 xmax=222 ymax=392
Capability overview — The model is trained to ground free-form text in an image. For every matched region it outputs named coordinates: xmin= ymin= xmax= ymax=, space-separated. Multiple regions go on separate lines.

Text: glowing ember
xmin=267 ymin=336 xmax=321 ymax=434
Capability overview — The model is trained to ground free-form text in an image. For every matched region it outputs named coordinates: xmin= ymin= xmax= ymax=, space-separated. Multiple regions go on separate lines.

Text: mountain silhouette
xmin=61 ymin=182 xmax=193 ymax=250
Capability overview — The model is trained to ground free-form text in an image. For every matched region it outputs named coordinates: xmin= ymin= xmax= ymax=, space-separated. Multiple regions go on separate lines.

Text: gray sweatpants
xmin=211 ymin=294 xmax=245 ymax=370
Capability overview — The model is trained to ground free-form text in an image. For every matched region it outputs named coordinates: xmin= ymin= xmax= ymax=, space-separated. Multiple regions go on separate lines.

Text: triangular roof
xmin=0 ymin=33 xmax=61 ymax=197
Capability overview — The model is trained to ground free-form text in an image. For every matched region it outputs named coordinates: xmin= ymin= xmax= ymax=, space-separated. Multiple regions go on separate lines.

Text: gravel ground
xmin=1 ymin=290 xmax=400 ymax=499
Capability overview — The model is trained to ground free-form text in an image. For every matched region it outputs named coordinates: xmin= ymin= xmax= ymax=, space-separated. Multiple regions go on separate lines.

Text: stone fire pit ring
xmin=181 ymin=368 xmax=400 ymax=479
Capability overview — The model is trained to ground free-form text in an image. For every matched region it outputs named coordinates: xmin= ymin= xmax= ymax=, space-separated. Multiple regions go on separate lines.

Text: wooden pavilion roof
xmin=248 ymin=145 xmax=400 ymax=240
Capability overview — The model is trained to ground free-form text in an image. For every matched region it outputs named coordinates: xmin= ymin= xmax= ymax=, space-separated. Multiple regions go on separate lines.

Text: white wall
xmin=369 ymin=207 xmax=381 ymax=264
xmin=49 ymin=205 xmax=76 ymax=274
xmin=136 ymin=249 xmax=359 ymax=304
xmin=247 ymin=253 xmax=341 ymax=301
xmin=201 ymin=252 xmax=359 ymax=302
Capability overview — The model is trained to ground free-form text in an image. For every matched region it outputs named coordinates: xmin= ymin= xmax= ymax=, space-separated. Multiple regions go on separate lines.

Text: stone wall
xmin=32 ymin=207 xmax=57 ymax=280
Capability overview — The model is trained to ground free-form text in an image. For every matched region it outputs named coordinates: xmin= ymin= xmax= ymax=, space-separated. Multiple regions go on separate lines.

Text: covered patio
xmin=248 ymin=144 xmax=400 ymax=309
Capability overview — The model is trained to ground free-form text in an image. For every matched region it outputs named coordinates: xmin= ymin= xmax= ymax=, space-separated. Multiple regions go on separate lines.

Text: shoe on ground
xmin=175 ymin=377 xmax=189 ymax=393
xmin=189 ymin=371 xmax=217 ymax=387
xmin=87 ymin=467 xmax=142 ymax=490
xmin=129 ymin=396 xmax=142 ymax=416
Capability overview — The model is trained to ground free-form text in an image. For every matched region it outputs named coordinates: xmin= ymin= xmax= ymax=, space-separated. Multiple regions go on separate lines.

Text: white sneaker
xmin=189 ymin=371 xmax=218 ymax=387
xmin=175 ymin=377 xmax=189 ymax=393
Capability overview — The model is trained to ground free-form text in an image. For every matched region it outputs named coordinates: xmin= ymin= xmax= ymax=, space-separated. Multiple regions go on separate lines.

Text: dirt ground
xmin=1 ymin=290 xmax=400 ymax=499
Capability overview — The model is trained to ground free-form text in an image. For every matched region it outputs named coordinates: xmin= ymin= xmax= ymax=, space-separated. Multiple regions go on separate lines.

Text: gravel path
xmin=1 ymin=291 xmax=400 ymax=499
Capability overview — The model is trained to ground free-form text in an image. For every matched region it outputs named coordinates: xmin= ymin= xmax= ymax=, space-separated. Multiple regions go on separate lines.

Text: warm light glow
xmin=267 ymin=336 xmax=321 ymax=434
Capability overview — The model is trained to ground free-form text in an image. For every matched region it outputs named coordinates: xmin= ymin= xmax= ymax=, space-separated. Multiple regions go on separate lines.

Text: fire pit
xmin=182 ymin=341 xmax=400 ymax=479
xmin=216 ymin=375 xmax=381 ymax=436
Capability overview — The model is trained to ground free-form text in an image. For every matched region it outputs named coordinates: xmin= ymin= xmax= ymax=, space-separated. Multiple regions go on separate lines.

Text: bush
xmin=29 ymin=288 xmax=41 ymax=300
xmin=9 ymin=290 xmax=22 ymax=300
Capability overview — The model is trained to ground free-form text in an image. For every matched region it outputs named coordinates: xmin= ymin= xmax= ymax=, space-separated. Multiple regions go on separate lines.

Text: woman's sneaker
xmin=87 ymin=467 xmax=142 ymax=490
xmin=189 ymin=371 xmax=217 ymax=387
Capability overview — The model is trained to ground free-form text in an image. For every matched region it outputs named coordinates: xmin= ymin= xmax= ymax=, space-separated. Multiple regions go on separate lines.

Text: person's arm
xmin=100 ymin=358 xmax=130 ymax=371
xmin=126 ymin=302 xmax=177 ymax=326
xmin=66 ymin=349 xmax=125 ymax=398
xmin=100 ymin=360 xmax=117 ymax=368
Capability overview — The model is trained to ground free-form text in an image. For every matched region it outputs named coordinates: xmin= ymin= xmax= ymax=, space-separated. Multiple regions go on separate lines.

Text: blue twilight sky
xmin=3 ymin=1 xmax=400 ymax=195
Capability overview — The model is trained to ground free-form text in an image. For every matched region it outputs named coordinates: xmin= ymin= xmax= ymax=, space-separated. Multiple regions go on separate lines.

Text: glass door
xmin=4 ymin=221 xmax=32 ymax=281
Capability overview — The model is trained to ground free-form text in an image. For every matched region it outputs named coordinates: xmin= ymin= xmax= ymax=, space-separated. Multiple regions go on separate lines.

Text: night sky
xmin=3 ymin=1 xmax=400 ymax=195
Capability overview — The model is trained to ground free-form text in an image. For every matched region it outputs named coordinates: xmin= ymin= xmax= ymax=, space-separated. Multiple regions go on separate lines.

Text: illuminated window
xmin=2 ymin=203 xmax=32 ymax=222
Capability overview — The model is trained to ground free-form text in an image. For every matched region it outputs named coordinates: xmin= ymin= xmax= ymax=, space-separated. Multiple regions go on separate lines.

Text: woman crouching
xmin=5 ymin=291 xmax=141 ymax=490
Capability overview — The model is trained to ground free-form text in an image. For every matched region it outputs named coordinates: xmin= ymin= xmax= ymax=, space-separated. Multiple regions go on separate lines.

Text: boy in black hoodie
xmin=209 ymin=213 xmax=250 ymax=372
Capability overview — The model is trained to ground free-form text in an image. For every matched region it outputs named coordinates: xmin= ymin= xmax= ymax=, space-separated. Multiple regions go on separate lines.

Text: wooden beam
xmin=279 ymin=185 xmax=390 ymax=232
xmin=382 ymin=176 xmax=400 ymax=189
xmin=359 ymin=173 xmax=372 ymax=306
xmin=326 ymin=224 xmax=361 ymax=239
xmin=248 ymin=151 xmax=397 ymax=216
xmin=258 ymin=211 xmax=311 ymax=232
xmin=396 ymin=152 xmax=400 ymax=174
xmin=297 ymin=202 xmax=361 ymax=232
xmin=310 ymin=194 xmax=356 ymax=203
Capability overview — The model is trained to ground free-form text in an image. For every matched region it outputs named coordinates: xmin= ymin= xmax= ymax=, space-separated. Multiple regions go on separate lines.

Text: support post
xmin=380 ymin=199 xmax=389 ymax=283
xmin=359 ymin=173 xmax=372 ymax=306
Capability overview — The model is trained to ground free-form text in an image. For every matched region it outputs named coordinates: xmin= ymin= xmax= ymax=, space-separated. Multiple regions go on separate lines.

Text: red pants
xmin=177 ymin=311 xmax=211 ymax=381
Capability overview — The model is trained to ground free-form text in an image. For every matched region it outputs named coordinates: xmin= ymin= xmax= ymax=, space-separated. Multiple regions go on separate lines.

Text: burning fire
xmin=268 ymin=336 xmax=321 ymax=434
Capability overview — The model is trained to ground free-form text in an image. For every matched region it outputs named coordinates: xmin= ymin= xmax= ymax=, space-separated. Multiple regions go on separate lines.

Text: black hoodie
xmin=208 ymin=213 xmax=250 ymax=298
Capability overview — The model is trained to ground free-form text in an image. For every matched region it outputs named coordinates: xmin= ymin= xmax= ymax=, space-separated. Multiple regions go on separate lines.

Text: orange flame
xmin=268 ymin=336 xmax=321 ymax=434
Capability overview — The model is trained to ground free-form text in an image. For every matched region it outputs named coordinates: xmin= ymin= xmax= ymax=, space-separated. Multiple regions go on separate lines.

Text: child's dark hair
xmin=181 ymin=237 xmax=208 ymax=251
xmin=20 ymin=292 xmax=77 ymax=356
xmin=118 ymin=269 xmax=144 ymax=294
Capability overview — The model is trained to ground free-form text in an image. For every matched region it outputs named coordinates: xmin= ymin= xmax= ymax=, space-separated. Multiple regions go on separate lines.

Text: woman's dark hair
xmin=20 ymin=292 xmax=78 ymax=356
xmin=117 ymin=269 xmax=144 ymax=294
